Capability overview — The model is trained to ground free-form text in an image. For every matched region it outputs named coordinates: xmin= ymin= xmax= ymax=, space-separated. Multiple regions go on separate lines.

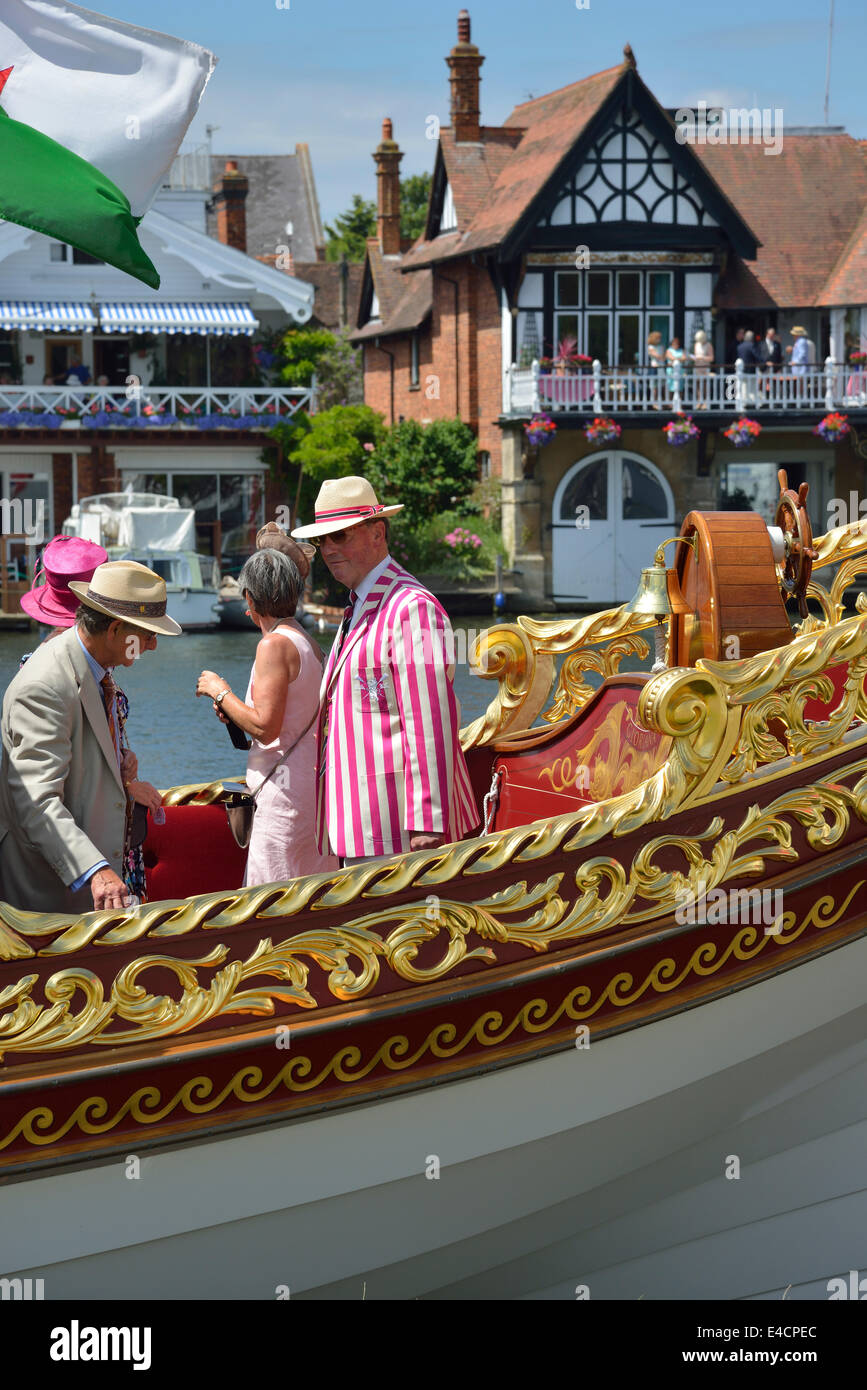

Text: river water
xmin=0 ymin=616 xmax=552 ymax=789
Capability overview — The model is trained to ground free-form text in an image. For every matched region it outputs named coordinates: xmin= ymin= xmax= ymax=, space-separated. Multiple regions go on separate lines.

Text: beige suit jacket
xmin=0 ymin=626 xmax=127 ymax=913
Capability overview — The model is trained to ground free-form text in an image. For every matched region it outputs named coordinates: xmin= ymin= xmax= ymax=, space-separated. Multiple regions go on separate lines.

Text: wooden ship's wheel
xmin=668 ymin=473 xmax=818 ymax=665
xmin=774 ymin=468 xmax=816 ymax=620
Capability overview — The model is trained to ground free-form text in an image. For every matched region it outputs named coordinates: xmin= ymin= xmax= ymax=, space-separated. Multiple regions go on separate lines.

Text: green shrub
xmin=366 ymin=418 xmax=479 ymax=526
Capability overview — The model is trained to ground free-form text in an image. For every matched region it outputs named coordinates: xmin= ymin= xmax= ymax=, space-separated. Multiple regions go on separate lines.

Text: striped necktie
xmin=99 ymin=671 xmax=120 ymax=765
xmin=334 ymin=589 xmax=358 ymax=658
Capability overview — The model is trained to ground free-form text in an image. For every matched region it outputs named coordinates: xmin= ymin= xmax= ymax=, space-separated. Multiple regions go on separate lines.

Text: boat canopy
xmin=64 ymin=493 xmax=196 ymax=552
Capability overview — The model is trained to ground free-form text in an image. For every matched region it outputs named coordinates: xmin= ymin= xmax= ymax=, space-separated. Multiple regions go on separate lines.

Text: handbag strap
xmin=251 ymin=637 xmax=326 ymax=802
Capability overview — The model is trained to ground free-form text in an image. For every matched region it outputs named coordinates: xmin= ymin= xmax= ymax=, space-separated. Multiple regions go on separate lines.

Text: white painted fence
xmin=506 ymin=359 xmax=867 ymax=416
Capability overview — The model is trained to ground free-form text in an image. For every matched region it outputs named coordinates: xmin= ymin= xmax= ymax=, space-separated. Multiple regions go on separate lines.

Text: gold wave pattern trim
xmin=3 ymin=772 xmax=866 ymax=1055
xmin=1 ymin=883 xmax=860 ymax=1155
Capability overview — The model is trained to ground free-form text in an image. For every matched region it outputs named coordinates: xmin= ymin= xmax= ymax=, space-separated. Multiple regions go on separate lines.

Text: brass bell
xmin=624 ymin=536 xmax=695 ymax=670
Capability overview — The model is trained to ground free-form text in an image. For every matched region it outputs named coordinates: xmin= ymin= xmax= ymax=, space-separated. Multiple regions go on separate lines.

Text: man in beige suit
xmin=0 ymin=561 xmax=180 ymax=914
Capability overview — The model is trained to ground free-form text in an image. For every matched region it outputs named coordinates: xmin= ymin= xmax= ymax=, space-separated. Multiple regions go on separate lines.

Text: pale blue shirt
xmin=68 ymin=629 xmax=119 ymax=892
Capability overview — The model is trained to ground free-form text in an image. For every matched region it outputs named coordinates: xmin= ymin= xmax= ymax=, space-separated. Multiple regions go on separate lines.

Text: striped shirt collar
xmin=347 ymin=554 xmax=393 ymax=631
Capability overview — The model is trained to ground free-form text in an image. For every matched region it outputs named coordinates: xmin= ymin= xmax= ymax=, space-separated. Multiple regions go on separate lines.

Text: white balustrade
xmin=503 ymin=360 xmax=858 ymax=417
xmin=0 ymin=386 xmax=315 ymax=420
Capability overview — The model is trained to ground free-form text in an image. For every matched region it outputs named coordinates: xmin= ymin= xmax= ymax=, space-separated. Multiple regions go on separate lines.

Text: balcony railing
xmin=505 ymin=359 xmax=867 ymax=417
xmin=0 ymin=384 xmax=316 ymax=429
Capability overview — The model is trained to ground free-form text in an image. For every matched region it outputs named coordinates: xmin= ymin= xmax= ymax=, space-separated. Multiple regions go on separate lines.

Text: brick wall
xmin=359 ymin=255 xmax=505 ymax=477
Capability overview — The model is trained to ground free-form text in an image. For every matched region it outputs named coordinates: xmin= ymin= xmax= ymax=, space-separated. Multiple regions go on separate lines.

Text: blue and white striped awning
xmin=0 ymin=301 xmax=98 ymax=332
xmin=100 ymin=302 xmax=259 ymax=337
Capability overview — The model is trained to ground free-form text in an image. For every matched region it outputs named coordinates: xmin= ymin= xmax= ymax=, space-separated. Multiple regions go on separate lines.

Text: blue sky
xmin=106 ymin=0 xmax=865 ymax=230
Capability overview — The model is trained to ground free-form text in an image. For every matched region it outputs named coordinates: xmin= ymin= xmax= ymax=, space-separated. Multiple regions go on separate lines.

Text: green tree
xmin=324 ymin=174 xmax=434 ymax=261
xmin=366 ymin=418 xmax=479 ymax=527
xmin=400 ymin=172 xmax=432 ymax=242
xmin=277 ymin=328 xmax=336 ymax=388
xmin=289 ymin=404 xmax=386 ymax=484
xmin=314 ymin=328 xmax=363 ymax=409
xmin=324 ymin=194 xmax=376 ymax=263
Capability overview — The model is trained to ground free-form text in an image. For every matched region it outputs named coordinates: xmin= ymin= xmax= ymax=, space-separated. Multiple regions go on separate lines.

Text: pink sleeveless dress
xmin=244 ymin=624 xmax=337 ymax=886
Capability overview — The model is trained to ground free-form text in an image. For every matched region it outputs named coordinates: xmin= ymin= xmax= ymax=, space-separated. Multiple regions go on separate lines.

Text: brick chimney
xmin=447 ymin=10 xmax=483 ymax=143
xmin=213 ymin=159 xmax=248 ymax=253
xmin=373 ymin=118 xmax=403 ymax=256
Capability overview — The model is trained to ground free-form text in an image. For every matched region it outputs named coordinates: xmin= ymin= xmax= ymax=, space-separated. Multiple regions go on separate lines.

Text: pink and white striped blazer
xmin=316 ymin=559 xmax=480 ymax=858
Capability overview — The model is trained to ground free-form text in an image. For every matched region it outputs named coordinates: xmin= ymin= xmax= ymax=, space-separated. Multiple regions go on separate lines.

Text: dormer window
xmin=370 ymin=289 xmax=381 ymax=321
xmin=440 ymin=182 xmax=458 ymax=233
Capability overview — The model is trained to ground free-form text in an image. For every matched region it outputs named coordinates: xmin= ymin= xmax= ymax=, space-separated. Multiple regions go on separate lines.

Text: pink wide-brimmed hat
xmin=20 ymin=535 xmax=109 ymax=627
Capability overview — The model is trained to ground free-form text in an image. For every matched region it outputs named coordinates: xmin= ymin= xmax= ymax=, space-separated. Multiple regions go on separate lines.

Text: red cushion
xmin=143 ymin=804 xmax=248 ymax=902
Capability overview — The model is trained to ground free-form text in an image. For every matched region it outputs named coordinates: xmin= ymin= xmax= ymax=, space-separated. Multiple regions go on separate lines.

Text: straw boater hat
xmin=290 ymin=476 xmax=402 ymax=540
xmin=68 ymin=560 xmax=182 ymax=636
xmin=790 ymin=326 xmax=808 ymax=336
xmin=255 ymin=522 xmax=315 ymax=579
xmin=20 ymin=535 xmax=108 ymax=627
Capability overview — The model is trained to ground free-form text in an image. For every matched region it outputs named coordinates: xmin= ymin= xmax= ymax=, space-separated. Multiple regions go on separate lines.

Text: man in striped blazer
xmin=292 ymin=477 xmax=479 ymax=863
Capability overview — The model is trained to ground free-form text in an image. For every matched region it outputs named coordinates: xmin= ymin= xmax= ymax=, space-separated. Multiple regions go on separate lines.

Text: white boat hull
xmin=2 ymin=933 xmax=866 ymax=1300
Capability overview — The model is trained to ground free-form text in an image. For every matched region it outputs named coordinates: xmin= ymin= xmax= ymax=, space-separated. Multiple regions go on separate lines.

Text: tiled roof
xmin=207 ymin=147 xmax=324 ymax=262
xmin=695 ymin=136 xmax=867 ymax=307
xmin=438 ymin=126 xmax=523 ymax=226
xmin=289 ymin=260 xmax=364 ymax=331
xmin=352 ymin=239 xmax=432 ymax=340
xmin=816 ymin=200 xmax=867 ymax=306
xmin=402 ymin=64 xmax=625 ymax=269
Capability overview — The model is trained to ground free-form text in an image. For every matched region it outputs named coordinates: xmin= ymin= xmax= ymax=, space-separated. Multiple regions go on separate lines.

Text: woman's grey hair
xmin=238 ymin=548 xmax=302 ymax=618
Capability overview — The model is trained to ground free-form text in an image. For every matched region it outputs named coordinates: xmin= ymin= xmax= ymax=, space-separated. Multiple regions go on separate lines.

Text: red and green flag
xmin=0 ymin=1 xmax=216 ymax=288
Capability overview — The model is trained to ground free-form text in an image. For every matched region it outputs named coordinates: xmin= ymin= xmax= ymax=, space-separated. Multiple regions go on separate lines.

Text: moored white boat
xmin=61 ymin=493 xmax=220 ymax=631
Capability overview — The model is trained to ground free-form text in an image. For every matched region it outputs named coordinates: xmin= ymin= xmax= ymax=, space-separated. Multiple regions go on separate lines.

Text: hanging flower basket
xmin=584 ymin=417 xmax=621 ymax=446
xmin=848 ymin=351 xmax=867 ymax=366
xmin=813 ymin=412 xmax=850 ymax=442
xmin=722 ymin=417 xmax=762 ymax=448
xmin=523 ymin=413 xmax=557 ymax=448
xmin=663 ymin=413 xmax=699 ymax=448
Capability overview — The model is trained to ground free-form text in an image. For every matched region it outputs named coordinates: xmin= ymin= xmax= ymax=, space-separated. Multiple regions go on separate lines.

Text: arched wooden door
xmin=552 ymin=451 xmax=675 ymax=604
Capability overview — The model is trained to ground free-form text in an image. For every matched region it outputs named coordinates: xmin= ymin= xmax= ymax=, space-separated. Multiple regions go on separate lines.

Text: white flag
xmin=0 ymin=0 xmax=216 ymax=216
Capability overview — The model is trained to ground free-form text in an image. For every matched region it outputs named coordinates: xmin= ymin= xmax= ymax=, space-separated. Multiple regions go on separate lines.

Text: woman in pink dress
xmin=196 ymin=542 xmax=336 ymax=885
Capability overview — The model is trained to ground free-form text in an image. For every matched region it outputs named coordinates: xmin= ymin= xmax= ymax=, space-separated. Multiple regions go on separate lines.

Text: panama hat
xmin=68 ymin=560 xmax=182 ymax=636
xmin=290 ymin=476 xmax=402 ymax=540
xmin=20 ymin=535 xmax=108 ymax=627
xmin=256 ymin=522 xmax=315 ymax=579
xmin=789 ymin=326 xmax=808 ymax=336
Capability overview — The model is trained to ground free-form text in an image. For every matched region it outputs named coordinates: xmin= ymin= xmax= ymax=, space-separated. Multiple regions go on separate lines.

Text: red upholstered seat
xmin=483 ymin=676 xmax=669 ymax=834
xmin=143 ymin=803 xmax=248 ymax=902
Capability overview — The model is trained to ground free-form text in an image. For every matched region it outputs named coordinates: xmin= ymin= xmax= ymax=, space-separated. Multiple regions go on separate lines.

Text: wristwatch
xmin=215 ymin=688 xmax=231 ymax=706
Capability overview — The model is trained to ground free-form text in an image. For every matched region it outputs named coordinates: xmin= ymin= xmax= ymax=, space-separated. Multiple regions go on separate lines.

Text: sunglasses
xmin=307 ymin=521 xmax=376 ymax=549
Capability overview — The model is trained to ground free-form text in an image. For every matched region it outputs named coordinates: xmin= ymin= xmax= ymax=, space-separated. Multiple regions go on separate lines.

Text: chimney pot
xmin=213 ymin=160 xmax=249 ymax=253
xmin=373 ymin=118 xmax=403 ymax=256
xmin=447 ymin=10 xmax=484 ymax=143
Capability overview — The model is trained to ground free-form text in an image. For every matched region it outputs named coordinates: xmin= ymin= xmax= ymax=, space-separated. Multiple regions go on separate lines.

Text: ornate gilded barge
xmin=1 ymin=475 xmax=866 ymax=1300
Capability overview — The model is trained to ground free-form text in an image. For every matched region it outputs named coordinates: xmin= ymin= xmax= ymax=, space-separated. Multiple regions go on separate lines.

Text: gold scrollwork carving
xmin=3 ymin=770 xmax=865 ymax=1057
xmin=1 ymin=883 xmax=860 ymax=1156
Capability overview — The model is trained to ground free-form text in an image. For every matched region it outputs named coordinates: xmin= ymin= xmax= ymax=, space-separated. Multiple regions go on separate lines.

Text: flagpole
xmin=824 ymin=0 xmax=834 ymax=125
